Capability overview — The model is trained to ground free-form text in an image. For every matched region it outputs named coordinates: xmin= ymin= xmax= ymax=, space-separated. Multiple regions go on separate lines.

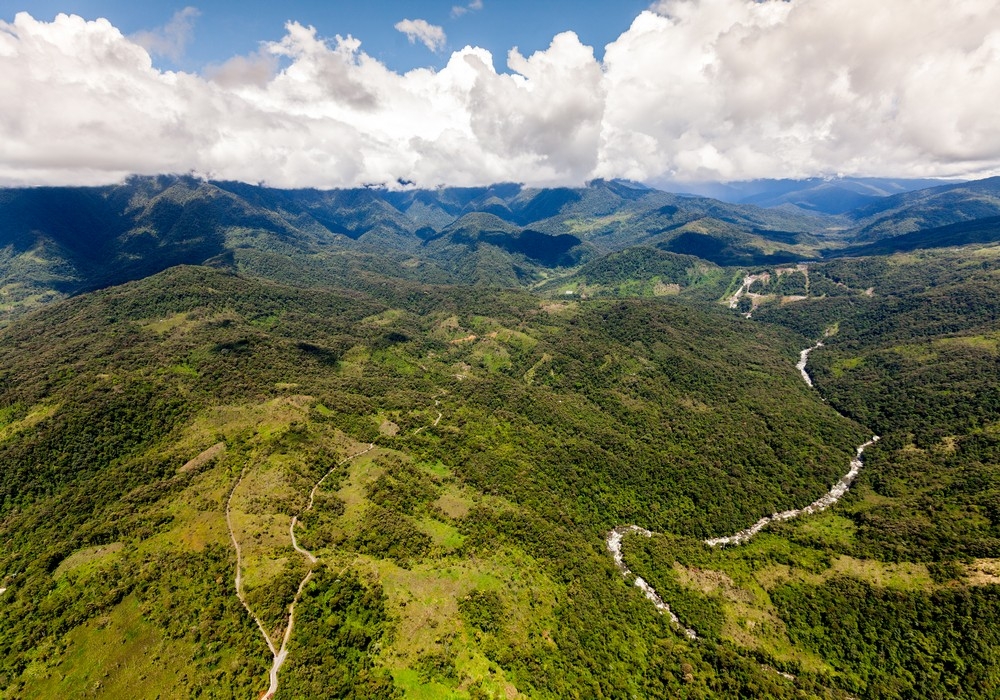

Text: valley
xmin=0 ymin=177 xmax=999 ymax=698
xmin=609 ymin=337 xmax=879 ymax=638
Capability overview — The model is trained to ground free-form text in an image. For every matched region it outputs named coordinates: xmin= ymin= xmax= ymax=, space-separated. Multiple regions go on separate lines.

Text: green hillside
xmin=0 ymin=176 xmax=833 ymax=327
xmin=621 ymin=247 xmax=1000 ymax=698
xmin=2 ymin=177 xmax=1000 ymax=698
xmin=0 ymin=265 xmax=872 ymax=699
xmin=843 ymin=177 xmax=1000 ymax=242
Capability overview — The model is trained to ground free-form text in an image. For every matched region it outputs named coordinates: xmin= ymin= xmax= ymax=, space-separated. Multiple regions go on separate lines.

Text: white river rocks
xmin=608 ymin=339 xmax=878 ymax=638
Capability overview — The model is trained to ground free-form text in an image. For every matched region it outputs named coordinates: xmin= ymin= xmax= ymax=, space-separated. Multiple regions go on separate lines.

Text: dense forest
xmin=624 ymin=246 xmax=1000 ymax=698
xmin=0 ymin=176 xmax=999 ymax=698
xmin=0 ymin=264 xmax=864 ymax=698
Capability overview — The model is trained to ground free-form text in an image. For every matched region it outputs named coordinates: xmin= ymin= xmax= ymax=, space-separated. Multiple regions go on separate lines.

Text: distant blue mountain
xmin=660 ymin=177 xmax=961 ymax=214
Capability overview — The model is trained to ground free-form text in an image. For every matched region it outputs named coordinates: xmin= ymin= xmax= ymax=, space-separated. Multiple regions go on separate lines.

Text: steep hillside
xmin=844 ymin=177 xmax=1000 ymax=242
xmin=618 ymin=247 xmax=1000 ymax=699
xmin=831 ymin=216 xmax=1000 ymax=257
xmin=0 ymin=176 xmax=838 ymax=325
xmin=535 ymin=246 xmax=730 ymax=300
xmin=0 ymin=265 xmax=867 ymax=699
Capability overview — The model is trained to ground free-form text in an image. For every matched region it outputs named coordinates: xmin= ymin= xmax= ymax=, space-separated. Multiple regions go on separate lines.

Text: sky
xmin=1 ymin=0 xmax=999 ymax=189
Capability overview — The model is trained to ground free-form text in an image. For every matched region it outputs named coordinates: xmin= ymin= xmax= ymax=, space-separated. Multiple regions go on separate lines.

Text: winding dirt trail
xmin=607 ymin=340 xmax=878 ymax=638
xmin=227 ymin=443 xmax=375 ymax=700
xmin=414 ymin=398 xmax=444 ymax=435
xmin=226 ymin=467 xmax=278 ymax=658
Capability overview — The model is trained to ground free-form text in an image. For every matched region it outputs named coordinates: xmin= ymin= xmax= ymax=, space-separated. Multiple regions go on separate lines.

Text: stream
xmin=607 ymin=340 xmax=878 ymax=638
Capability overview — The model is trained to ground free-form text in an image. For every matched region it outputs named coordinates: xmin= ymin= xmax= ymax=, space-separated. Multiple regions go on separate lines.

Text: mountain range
xmin=2 ymin=173 xmax=1000 ymax=699
xmin=3 ymin=174 xmax=1000 ymax=328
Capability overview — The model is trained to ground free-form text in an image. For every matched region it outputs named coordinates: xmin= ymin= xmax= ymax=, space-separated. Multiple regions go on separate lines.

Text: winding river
xmin=607 ymin=340 xmax=878 ymax=637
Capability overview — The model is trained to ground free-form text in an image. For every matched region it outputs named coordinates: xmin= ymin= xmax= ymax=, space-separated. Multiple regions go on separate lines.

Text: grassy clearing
xmin=789 ymin=511 xmax=857 ymax=547
xmin=417 ymin=517 xmax=465 ymax=551
xmin=522 ymin=352 xmax=553 ymax=384
xmin=177 ymin=442 xmax=225 ymax=474
xmin=936 ymin=334 xmax=1000 ymax=353
xmin=53 ymin=543 xmax=124 ymax=579
xmin=967 ymin=558 xmax=1000 ymax=585
xmin=432 ymin=491 xmax=474 ymax=519
xmin=17 ymin=597 xmax=201 ymax=700
xmin=470 ymin=340 xmax=511 ymax=373
xmin=888 ymin=343 xmax=938 ymax=362
xmin=334 ymin=450 xmax=384 ymax=513
xmin=138 ymin=312 xmax=193 ymax=335
xmin=363 ymin=544 xmax=557 ymax=698
xmin=563 ymin=212 xmax=636 ymax=235
xmin=339 ymin=344 xmax=370 ymax=377
xmin=362 ymin=308 xmax=407 ymax=326
xmin=0 ymin=403 xmax=59 ymax=443
xmin=830 ymin=356 xmax=863 ymax=376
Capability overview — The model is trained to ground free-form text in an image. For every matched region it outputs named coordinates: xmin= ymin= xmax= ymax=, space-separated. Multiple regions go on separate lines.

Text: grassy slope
xmin=0 ymin=265 xmax=865 ymax=699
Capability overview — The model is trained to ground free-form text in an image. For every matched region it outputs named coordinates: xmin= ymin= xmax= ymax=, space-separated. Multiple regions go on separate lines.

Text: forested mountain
xmin=830 ymin=215 xmax=1000 ymax=257
xmin=0 ymin=265 xmax=866 ymax=699
xmin=0 ymin=175 xmax=832 ymax=325
xmin=8 ymin=174 xmax=1000 ymax=328
xmin=842 ymin=176 xmax=1000 ymax=242
xmin=2 ymin=175 xmax=1000 ymax=699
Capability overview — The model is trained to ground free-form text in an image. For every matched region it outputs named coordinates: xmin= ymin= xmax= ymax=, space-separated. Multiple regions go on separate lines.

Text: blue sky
xmin=1 ymin=1 xmax=999 ymax=189
xmin=6 ymin=1 xmax=653 ymax=73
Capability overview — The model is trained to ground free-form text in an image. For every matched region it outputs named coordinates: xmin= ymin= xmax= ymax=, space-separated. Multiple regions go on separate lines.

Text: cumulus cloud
xmin=601 ymin=0 xmax=1000 ymax=184
xmin=394 ymin=18 xmax=446 ymax=52
xmin=0 ymin=2 xmax=999 ymax=189
xmin=130 ymin=6 xmax=199 ymax=61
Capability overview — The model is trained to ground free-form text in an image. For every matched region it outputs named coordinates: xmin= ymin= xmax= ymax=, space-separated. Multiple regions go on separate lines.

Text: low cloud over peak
xmin=1 ymin=1 xmax=999 ymax=189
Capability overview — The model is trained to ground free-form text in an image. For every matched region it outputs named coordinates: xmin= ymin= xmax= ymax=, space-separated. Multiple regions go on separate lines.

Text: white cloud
xmin=601 ymin=0 xmax=1000 ymax=184
xmin=1 ymin=2 xmax=999 ymax=189
xmin=452 ymin=1 xmax=484 ymax=18
xmin=130 ymin=6 xmax=199 ymax=62
xmin=394 ymin=18 xmax=446 ymax=52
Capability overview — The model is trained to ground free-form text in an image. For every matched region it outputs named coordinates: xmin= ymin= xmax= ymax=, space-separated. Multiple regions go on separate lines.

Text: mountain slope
xmin=674 ymin=177 xmax=958 ymax=214
xmin=0 ymin=265 xmax=867 ymax=699
xmin=830 ymin=215 xmax=1000 ymax=257
xmin=844 ymin=177 xmax=1000 ymax=242
xmin=619 ymin=247 xmax=1000 ymax=698
xmin=0 ymin=176 xmax=842 ymax=326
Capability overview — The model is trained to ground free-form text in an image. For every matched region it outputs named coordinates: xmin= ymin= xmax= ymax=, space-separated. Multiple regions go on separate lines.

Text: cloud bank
xmin=1 ymin=0 xmax=999 ymax=188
